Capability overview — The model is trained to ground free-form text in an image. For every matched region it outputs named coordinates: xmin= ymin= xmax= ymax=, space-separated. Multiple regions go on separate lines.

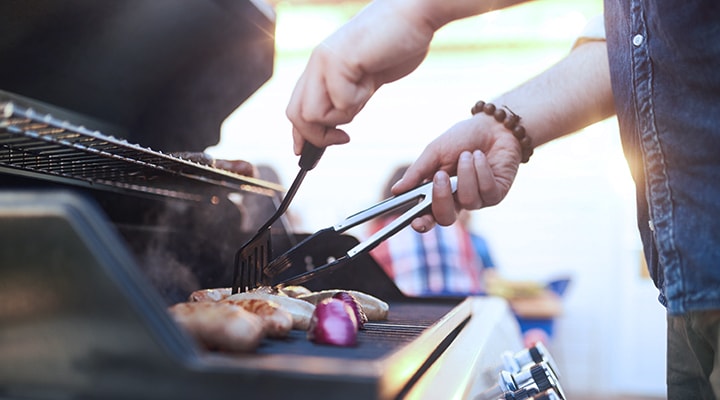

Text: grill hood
xmin=0 ymin=0 xmax=275 ymax=152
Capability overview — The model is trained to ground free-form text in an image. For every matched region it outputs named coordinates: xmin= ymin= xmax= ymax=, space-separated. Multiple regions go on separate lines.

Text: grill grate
xmin=251 ymin=303 xmax=459 ymax=360
xmin=0 ymin=99 xmax=282 ymax=201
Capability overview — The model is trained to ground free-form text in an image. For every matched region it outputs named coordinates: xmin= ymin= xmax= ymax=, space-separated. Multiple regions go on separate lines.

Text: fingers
xmin=455 ymin=151 xmax=482 ymax=208
xmin=430 ymin=171 xmax=457 ymax=226
xmin=455 ymin=150 xmax=502 ymax=208
xmin=407 ymin=148 xmax=508 ymax=233
xmin=472 ymin=150 xmax=503 ymax=206
xmin=409 ymin=170 xmax=459 ymax=232
xmin=287 ymin=49 xmax=374 ymax=154
xmin=390 ymin=145 xmax=442 ymax=195
xmin=287 ymin=76 xmax=353 ymax=153
xmin=411 ymin=214 xmax=436 ymax=233
xmin=291 ymin=125 xmax=350 ymax=155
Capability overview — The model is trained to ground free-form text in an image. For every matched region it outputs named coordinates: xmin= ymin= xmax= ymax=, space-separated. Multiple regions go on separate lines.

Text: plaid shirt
xmin=370 ymin=220 xmax=486 ymax=297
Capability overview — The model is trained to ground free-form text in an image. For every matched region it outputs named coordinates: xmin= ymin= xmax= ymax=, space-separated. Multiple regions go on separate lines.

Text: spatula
xmin=231 ymin=142 xmax=324 ymax=293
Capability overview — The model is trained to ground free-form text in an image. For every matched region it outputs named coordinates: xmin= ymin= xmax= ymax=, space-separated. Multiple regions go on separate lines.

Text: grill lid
xmin=0 ymin=0 xmax=276 ymax=152
xmin=0 ymin=94 xmax=282 ymax=202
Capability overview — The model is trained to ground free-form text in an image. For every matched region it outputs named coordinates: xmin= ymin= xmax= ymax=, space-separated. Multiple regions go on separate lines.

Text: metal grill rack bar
xmin=0 ymin=99 xmax=282 ymax=202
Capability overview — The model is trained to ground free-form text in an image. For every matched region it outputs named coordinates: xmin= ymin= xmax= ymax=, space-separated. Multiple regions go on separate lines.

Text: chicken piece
xmin=213 ymin=159 xmax=255 ymax=177
xmin=188 ymin=287 xmax=232 ymax=302
xmin=188 ymin=286 xmax=284 ymax=303
xmin=168 ymin=301 xmax=265 ymax=352
xmin=226 ymin=292 xmax=315 ymax=330
xmin=223 ymin=298 xmax=293 ymax=338
xmin=249 ymin=285 xmax=285 ymax=296
xmin=278 ymin=285 xmax=312 ymax=298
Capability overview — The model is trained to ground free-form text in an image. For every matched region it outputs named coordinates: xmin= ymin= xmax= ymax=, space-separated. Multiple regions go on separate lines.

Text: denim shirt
xmin=604 ymin=0 xmax=720 ymax=315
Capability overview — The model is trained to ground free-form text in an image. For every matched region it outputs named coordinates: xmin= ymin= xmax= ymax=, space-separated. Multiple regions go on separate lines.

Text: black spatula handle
xmin=298 ymin=141 xmax=325 ymax=171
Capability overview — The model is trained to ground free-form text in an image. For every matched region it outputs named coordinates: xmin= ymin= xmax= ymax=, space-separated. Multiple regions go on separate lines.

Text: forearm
xmin=326 ymin=0 xmax=533 ymax=83
xmin=408 ymin=0 xmax=532 ymax=29
xmin=492 ymin=41 xmax=615 ymax=148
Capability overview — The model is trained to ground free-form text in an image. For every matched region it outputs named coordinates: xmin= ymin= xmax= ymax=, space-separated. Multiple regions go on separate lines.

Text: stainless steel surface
xmin=406 ymin=297 xmax=524 ymax=400
xmin=474 ymin=360 xmax=565 ymax=400
xmin=502 ymin=342 xmax=561 ymax=379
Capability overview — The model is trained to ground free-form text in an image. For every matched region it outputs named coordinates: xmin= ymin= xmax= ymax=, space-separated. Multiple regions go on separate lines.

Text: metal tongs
xmin=263 ymin=176 xmax=459 ymax=288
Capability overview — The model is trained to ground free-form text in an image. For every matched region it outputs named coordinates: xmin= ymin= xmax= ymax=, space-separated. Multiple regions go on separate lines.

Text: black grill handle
xmin=298 ymin=141 xmax=325 ymax=171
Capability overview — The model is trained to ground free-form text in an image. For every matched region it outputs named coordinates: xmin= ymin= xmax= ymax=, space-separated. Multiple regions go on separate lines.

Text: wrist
xmin=471 ymin=100 xmax=533 ymax=163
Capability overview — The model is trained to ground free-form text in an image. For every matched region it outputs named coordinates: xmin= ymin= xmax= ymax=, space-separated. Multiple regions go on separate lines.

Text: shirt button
xmin=633 ymin=34 xmax=644 ymax=46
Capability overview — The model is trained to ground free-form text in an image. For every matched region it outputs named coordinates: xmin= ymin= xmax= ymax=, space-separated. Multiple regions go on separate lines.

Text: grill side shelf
xmin=0 ymin=101 xmax=282 ymax=201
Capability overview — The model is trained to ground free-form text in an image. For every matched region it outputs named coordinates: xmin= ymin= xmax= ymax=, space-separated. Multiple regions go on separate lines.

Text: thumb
xmin=391 ymin=152 xmax=441 ymax=195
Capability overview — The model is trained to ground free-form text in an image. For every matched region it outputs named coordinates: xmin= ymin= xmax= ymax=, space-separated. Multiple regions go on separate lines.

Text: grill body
xmin=0 ymin=191 xmax=522 ymax=400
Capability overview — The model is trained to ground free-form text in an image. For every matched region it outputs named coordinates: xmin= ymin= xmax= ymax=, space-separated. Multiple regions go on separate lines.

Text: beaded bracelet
xmin=470 ymin=100 xmax=533 ymax=163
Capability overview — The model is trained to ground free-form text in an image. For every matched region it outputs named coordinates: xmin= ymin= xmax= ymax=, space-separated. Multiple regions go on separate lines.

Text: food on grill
xmin=222 ymin=298 xmax=293 ymax=338
xmin=188 ymin=286 xmax=284 ymax=303
xmin=186 ymin=286 xmax=385 ymax=332
xmin=188 ymin=287 xmax=232 ymax=302
xmin=171 ymin=151 xmax=256 ymax=177
xmin=213 ymin=159 xmax=256 ymax=177
xmin=279 ymin=285 xmax=312 ymax=298
xmin=298 ymin=290 xmax=389 ymax=321
xmin=307 ymin=298 xmax=358 ymax=347
xmin=168 ymin=301 xmax=265 ymax=352
xmin=249 ymin=285 xmax=282 ymax=295
xmin=332 ymin=291 xmax=368 ymax=329
xmin=226 ymin=292 xmax=315 ymax=330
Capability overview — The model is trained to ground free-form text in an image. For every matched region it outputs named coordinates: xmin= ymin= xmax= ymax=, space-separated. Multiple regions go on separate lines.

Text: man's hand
xmin=391 ymin=114 xmax=522 ymax=231
xmin=286 ymin=0 xmax=441 ymax=154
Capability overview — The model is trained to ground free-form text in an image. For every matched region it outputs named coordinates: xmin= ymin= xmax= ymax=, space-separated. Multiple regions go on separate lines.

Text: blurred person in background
xmin=285 ymin=0 xmax=720 ymax=398
xmin=369 ymin=164 xmax=492 ymax=296
xmin=458 ymin=206 xmax=496 ymax=275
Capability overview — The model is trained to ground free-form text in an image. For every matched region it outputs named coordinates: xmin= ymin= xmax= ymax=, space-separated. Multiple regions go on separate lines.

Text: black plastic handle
xmin=298 ymin=141 xmax=325 ymax=171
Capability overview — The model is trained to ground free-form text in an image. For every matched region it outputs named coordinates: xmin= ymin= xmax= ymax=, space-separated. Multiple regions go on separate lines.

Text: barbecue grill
xmin=0 ymin=1 xmax=552 ymax=399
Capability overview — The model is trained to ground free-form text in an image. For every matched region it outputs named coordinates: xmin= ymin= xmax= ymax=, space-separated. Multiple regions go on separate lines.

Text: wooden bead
xmin=520 ymin=136 xmax=532 ymax=149
xmin=471 ymin=100 xmax=486 ymax=115
xmin=493 ymin=108 xmax=506 ymax=122
xmin=504 ymin=114 xmax=520 ymax=129
xmin=512 ymin=125 xmax=526 ymax=140
xmin=520 ymin=137 xmax=533 ymax=163
xmin=483 ymin=103 xmax=496 ymax=115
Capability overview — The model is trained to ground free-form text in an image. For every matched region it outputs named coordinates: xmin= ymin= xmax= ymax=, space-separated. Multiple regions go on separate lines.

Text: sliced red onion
xmin=332 ymin=291 xmax=368 ymax=329
xmin=307 ymin=298 xmax=358 ymax=347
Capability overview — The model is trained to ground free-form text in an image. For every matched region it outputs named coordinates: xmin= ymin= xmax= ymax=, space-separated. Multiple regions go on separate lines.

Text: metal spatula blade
xmin=231 ymin=142 xmax=324 ymax=293
xmin=233 ymin=228 xmax=271 ymax=292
